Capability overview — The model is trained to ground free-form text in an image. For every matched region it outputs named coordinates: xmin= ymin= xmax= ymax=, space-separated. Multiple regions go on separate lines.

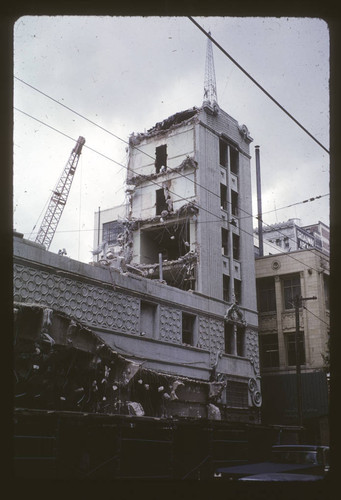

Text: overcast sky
xmin=13 ymin=16 xmax=329 ymax=263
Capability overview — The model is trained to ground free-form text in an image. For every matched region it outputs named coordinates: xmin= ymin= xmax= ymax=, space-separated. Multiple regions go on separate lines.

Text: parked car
xmin=214 ymin=445 xmax=329 ymax=481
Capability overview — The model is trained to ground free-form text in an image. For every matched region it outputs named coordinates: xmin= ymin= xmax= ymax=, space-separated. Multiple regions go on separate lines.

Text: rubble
xmin=129 ymin=108 xmax=199 ymax=145
xmin=127 ymin=156 xmax=198 ymax=187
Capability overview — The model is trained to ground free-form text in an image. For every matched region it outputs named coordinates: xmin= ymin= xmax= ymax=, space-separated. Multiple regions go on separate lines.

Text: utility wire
xmin=15 ymin=107 xmax=328 ymax=274
xmin=302 ymin=305 xmax=330 ymax=327
xmin=188 ymin=17 xmax=330 ymax=155
xmin=14 ymin=77 xmax=329 ymax=257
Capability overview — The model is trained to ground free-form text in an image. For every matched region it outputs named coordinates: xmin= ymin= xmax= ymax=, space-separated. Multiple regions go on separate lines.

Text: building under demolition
xmin=13 ymin=36 xmax=283 ymax=478
xmin=14 ymin=33 xmax=261 ymax=425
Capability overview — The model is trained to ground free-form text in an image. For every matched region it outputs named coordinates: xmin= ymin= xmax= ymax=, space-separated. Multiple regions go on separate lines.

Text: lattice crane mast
xmin=35 ymin=136 xmax=86 ymax=250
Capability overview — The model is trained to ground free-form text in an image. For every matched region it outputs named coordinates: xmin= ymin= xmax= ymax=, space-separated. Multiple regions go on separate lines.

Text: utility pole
xmin=294 ymin=295 xmax=317 ymax=427
xmin=255 ymin=145 xmax=263 ymax=257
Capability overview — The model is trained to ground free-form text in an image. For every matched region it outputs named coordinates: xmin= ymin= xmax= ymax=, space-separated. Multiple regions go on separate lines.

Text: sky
xmin=13 ymin=16 xmax=330 ymax=263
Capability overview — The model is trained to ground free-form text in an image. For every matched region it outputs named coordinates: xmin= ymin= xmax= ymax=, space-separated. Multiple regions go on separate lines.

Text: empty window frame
xmin=230 ymin=147 xmax=239 ymax=175
xmin=283 ymin=274 xmax=301 ymax=309
xmin=155 ymin=144 xmax=167 ymax=173
xmin=257 ymin=277 xmax=276 ymax=312
xmin=220 ymin=184 xmax=228 ymax=211
xmin=236 ymin=325 xmax=245 ymax=357
xmin=285 ymin=332 xmax=305 ymax=366
xmin=156 ymin=188 xmax=168 ymax=215
xmin=224 ymin=323 xmax=234 ymax=354
xmin=182 ymin=313 xmax=196 ymax=345
xmin=234 ymin=278 xmax=241 ymax=304
xmin=219 ymin=139 xmax=228 ymax=168
xmin=232 ymin=233 xmax=240 ymax=260
xmin=102 ymin=221 xmax=125 ymax=245
xmin=222 ymin=228 xmax=229 ymax=256
xmin=259 ymin=333 xmax=280 ymax=368
xmin=231 ymin=190 xmax=238 ymax=216
xmin=223 ymin=274 xmax=230 ymax=302
xmin=140 ymin=301 xmax=157 ymax=337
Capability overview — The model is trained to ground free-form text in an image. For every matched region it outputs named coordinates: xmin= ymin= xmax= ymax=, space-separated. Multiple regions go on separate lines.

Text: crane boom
xmin=35 ymin=136 xmax=86 ymax=250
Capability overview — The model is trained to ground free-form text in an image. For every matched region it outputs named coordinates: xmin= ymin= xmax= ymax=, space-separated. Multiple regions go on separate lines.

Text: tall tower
xmin=203 ymin=32 xmax=218 ymax=109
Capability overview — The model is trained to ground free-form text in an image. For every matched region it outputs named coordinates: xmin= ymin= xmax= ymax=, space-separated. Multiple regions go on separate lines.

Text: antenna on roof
xmin=203 ymin=32 xmax=218 ymax=109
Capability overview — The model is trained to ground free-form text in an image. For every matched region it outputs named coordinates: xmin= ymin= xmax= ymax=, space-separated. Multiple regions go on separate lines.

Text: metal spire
xmin=203 ymin=32 xmax=218 ymax=107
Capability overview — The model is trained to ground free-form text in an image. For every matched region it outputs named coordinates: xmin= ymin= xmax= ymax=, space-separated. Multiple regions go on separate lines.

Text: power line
xmin=188 ymin=17 xmax=330 ymax=155
xmin=14 ymin=107 xmax=328 ymax=274
xmin=302 ymin=305 xmax=330 ymax=327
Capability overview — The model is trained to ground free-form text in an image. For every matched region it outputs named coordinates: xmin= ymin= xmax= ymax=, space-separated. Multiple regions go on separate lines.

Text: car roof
xmin=216 ymin=461 xmax=320 ymax=475
xmin=272 ymin=445 xmax=328 ymax=451
xmin=239 ymin=473 xmax=324 ymax=482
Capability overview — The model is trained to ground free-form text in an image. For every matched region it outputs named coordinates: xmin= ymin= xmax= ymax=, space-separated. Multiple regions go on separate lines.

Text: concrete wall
xmin=14 ymin=234 xmax=260 ymax=415
xmin=128 ymin=124 xmax=195 ymax=176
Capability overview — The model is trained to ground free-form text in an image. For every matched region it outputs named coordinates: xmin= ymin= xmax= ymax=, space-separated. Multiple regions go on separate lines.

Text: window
xmin=323 ymin=274 xmax=329 ymax=310
xmin=102 ymin=221 xmax=125 ymax=245
xmin=155 ymin=144 xmax=167 ymax=173
xmin=219 ymin=139 xmax=228 ymax=167
xmin=257 ymin=277 xmax=276 ymax=312
xmin=156 ymin=188 xmax=168 ymax=215
xmin=222 ymin=228 xmax=229 ymax=256
xmin=226 ymin=381 xmax=249 ymax=408
xmin=140 ymin=301 xmax=157 ymax=337
xmin=223 ymin=274 xmax=230 ymax=302
xmin=232 ymin=233 xmax=240 ymax=260
xmin=182 ymin=313 xmax=196 ymax=345
xmin=224 ymin=323 xmax=234 ymax=354
xmin=234 ymin=278 xmax=241 ymax=304
xmin=286 ymin=332 xmax=305 ymax=366
xmin=283 ymin=275 xmax=301 ymax=309
xmin=259 ymin=334 xmax=279 ymax=368
xmin=236 ymin=326 xmax=245 ymax=356
xmin=220 ymin=184 xmax=228 ymax=211
xmin=231 ymin=190 xmax=238 ymax=216
xmin=230 ymin=147 xmax=239 ymax=175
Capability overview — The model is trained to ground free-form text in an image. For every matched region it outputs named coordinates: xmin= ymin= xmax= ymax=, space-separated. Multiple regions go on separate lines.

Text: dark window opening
xmin=231 ymin=190 xmax=238 ymax=216
xmin=323 ymin=274 xmax=329 ymax=310
xmin=259 ymin=334 xmax=279 ymax=368
xmin=236 ymin=326 xmax=245 ymax=356
xmin=220 ymin=184 xmax=228 ymax=211
xmin=156 ymin=188 xmax=168 ymax=215
xmin=224 ymin=323 xmax=234 ymax=354
xmin=222 ymin=228 xmax=229 ymax=256
xmin=223 ymin=274 xmax=230 ymax=302
xmin=140 ymin=222 xmax=195 ymax=291
xmin=232 ymin=233 xmax=240 ymax=260
xmin=219 ymin=139 xmax=228 ymax=167
xmin=286 ymin=332 xmax=305 ymax=366
xmin=102 ymin=221 xmax=125 ymax=245
xmin=155 ymin=144 xmax=167 ymax=173
xmin=140 ymin=301 xmax=157 ymax=337
xmin=230 ymin=147 xmax=239 ymax=175
xmin=257 ymin=277 xmax=276 ymax=312
xmin=141 ymin=222 xmax=190 ymax=264
xmin=234 ymin=279 xmax=241 ymax=304
xmin=283 ymin=275 xmax=301 ymax=309
xmin=182 ymin=313 xmax=195 ymax=345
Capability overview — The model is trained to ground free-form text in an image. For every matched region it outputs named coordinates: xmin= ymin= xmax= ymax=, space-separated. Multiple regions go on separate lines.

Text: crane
xmin=35 ymin=136 xmax=86 ymax=250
